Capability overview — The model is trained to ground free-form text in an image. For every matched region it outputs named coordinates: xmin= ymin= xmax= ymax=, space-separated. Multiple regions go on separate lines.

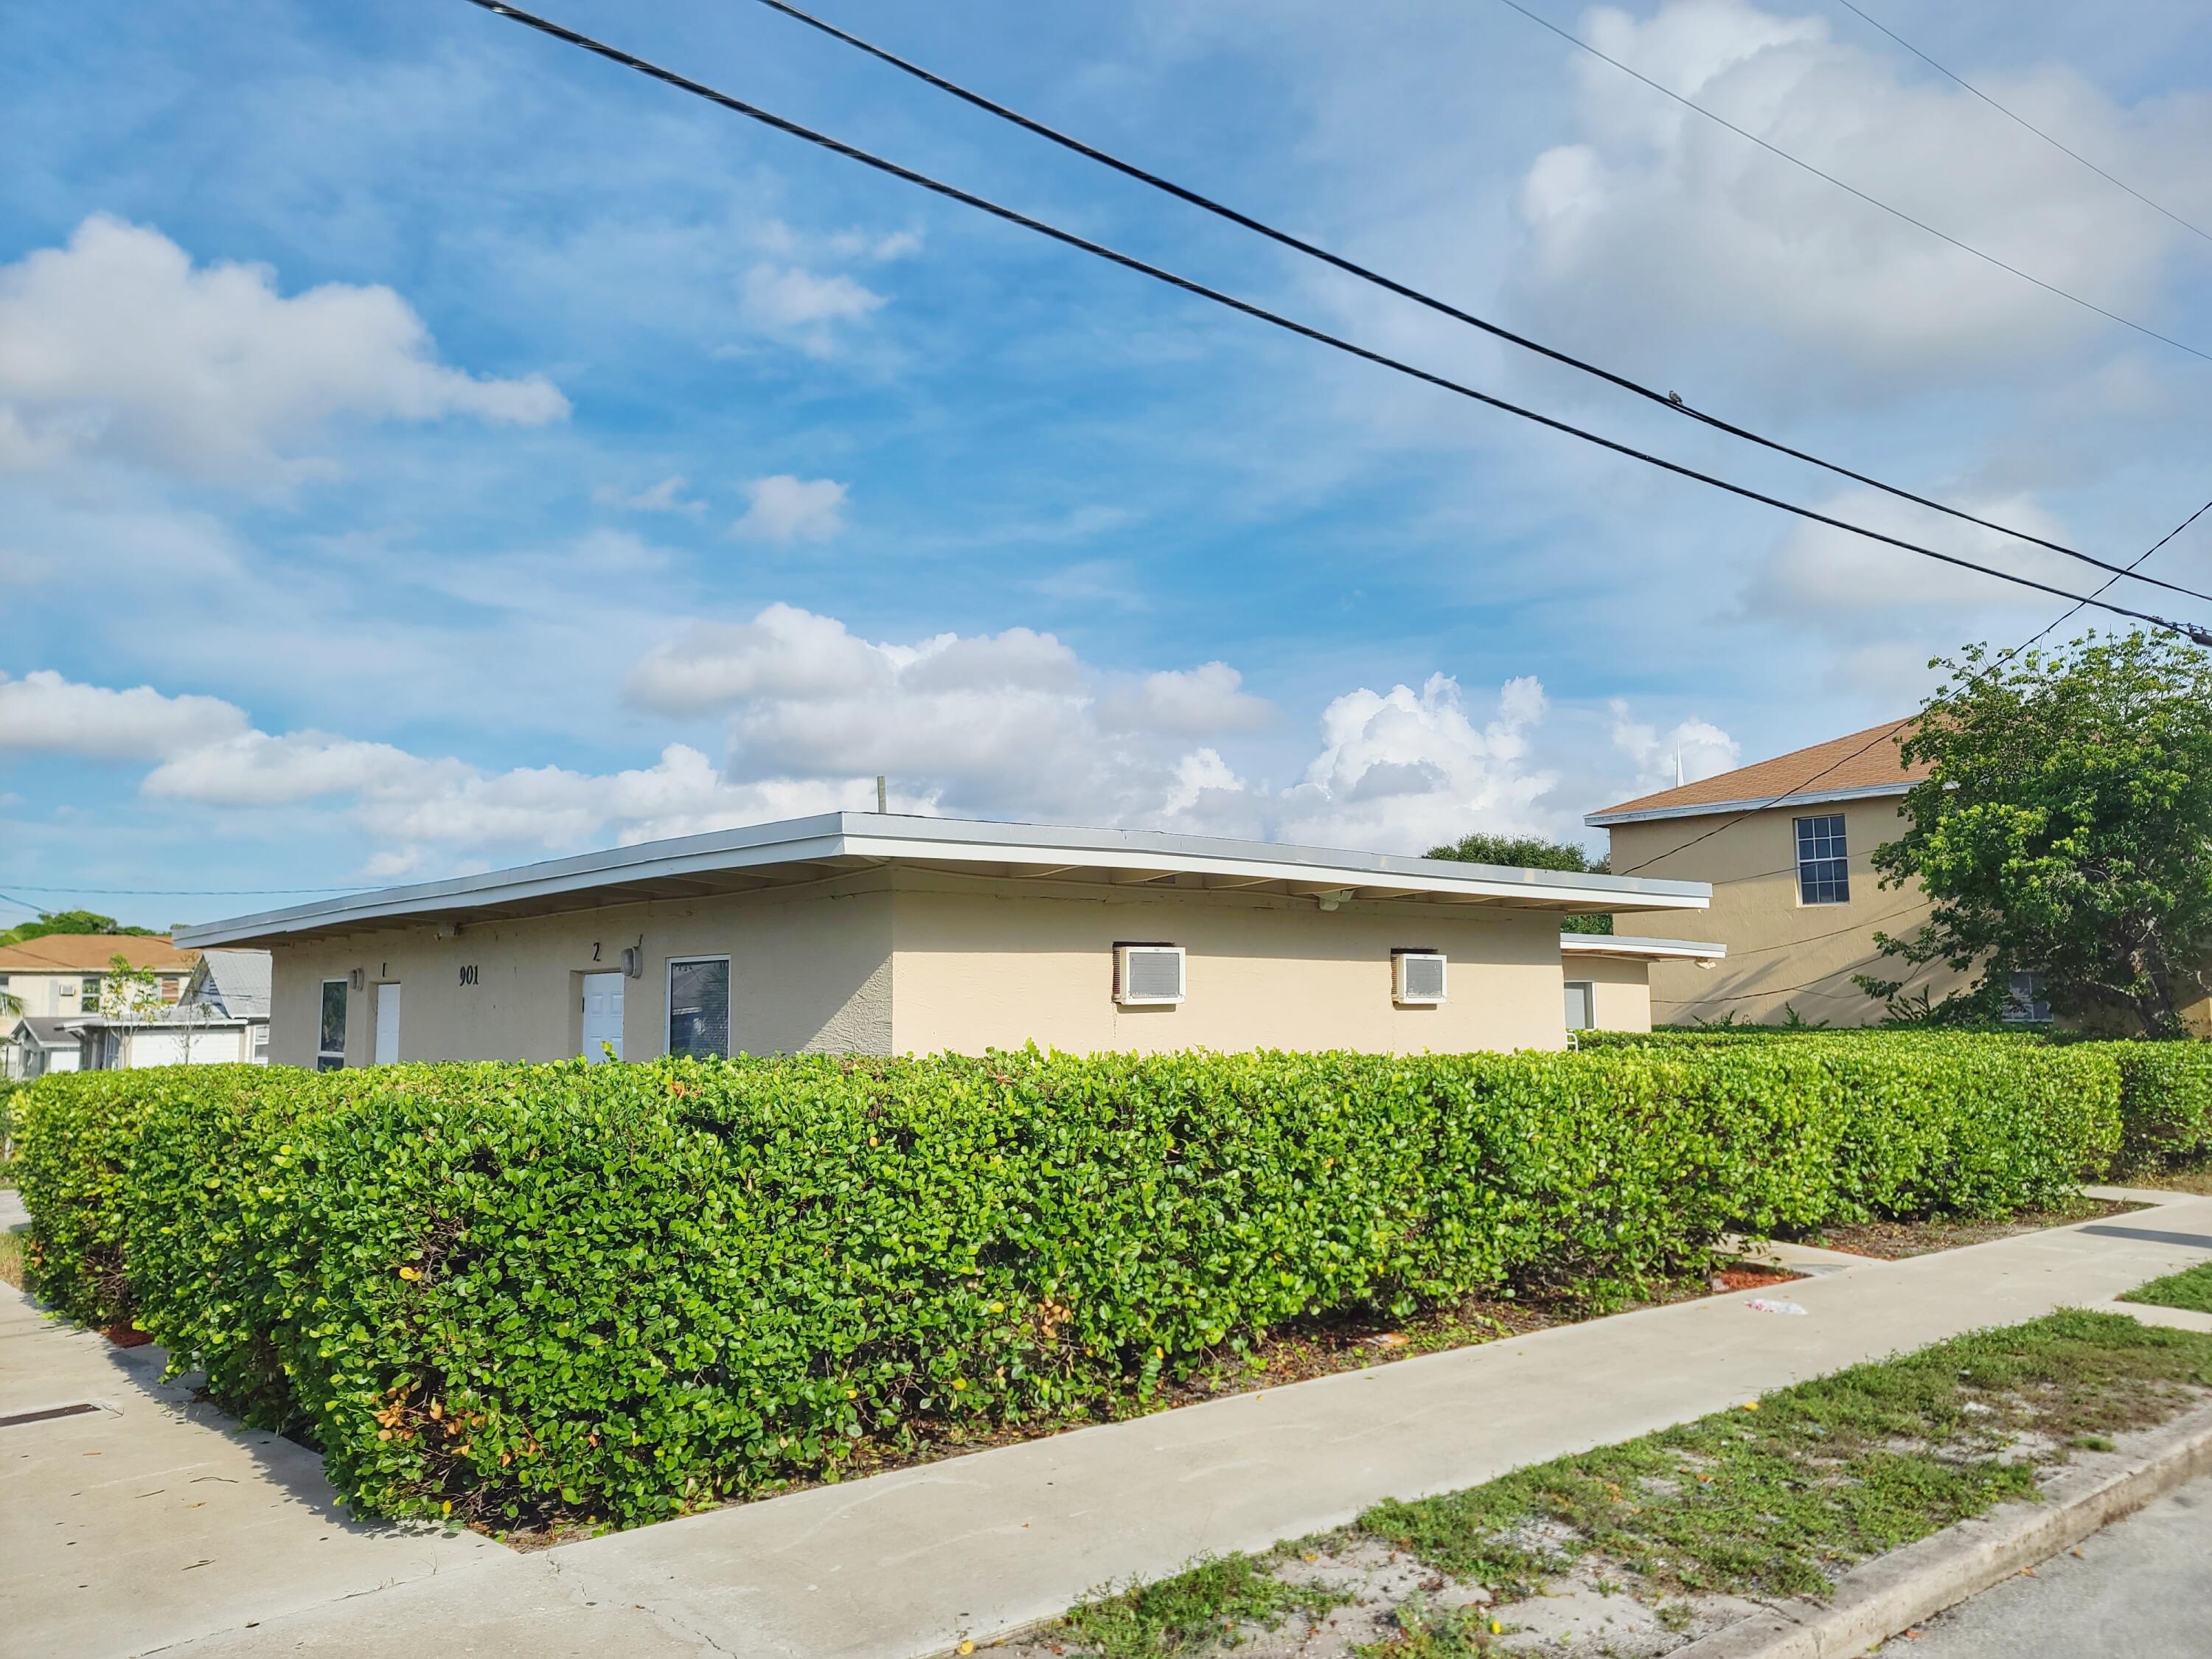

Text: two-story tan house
xmin=0 ymin=934 xmax=201 ymax=1078
xmin=1583 ymin=720 xmax=1985 ymax=1026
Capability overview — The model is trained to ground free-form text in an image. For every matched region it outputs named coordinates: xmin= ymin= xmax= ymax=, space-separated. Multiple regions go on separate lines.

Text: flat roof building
xmin=177 ymin=813 xmax=1711 ymax=1067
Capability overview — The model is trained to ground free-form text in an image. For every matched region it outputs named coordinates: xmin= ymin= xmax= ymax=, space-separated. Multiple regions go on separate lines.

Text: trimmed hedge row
xmin=18 ymin=1043 xmax=2124 ymax=1529
xmin=1586 ymin=1029 xmax=2212 ymax=1175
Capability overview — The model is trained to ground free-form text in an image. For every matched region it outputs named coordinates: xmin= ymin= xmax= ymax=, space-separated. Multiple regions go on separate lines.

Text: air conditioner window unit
xmin=1394 ymin=950 xmax=1447 ymax=1005
xmin=1115 ymin=944 xmax=1186 ymax=1006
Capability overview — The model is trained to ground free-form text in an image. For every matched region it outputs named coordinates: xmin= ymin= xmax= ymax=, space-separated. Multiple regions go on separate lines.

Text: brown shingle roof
xmin=0 ymin=935 xmax=199 ymax=974
xmin=1589 ymin=718 xmax=1930 ymax=822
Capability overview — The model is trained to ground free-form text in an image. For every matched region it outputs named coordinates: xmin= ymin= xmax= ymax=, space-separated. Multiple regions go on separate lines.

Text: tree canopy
xmin=1863 ymin=630 xmax=2212 ymax=1034
xmin=1425 ymin=832 xmax=1614 ymax=934
xmin=0 ymin=909 xmax=156 ymax=949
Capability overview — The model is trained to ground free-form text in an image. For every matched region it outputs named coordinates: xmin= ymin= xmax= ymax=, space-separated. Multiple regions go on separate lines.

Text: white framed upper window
xmin=1794 ymin=813 xmax=1851 ymax=905
xmin=667 ymin=956 xmax=731 ymax=1059
xmin=317 ymin=979 xmax=349 ymax=1071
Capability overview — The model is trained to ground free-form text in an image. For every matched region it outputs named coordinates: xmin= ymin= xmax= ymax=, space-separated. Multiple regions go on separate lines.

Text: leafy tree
xmin=1427 ymin=831 xmax=1614 ymax=935
xmin=94 ymin=953 xmax=165 ymax=1021
xmin=1860 ymin=631 xmax=2212 ymax=1035
xmin=0 ymin=909 xmax=156 ymax=949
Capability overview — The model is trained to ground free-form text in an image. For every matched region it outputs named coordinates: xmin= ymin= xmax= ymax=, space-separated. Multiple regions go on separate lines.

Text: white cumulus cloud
xmin=1608 ymin=701 xmax=1742 ymax=792
xmin=0 ymin=669 xmax=248 ymax=759
xmin=731 ymin=475 xmax=849 ymax=545
xmin=0 ymin=215 xmax=568 ymax=483
xmin=740 ymin=262 xmax=886 ymax=355
xmin=1511 ymin=0 xmax=2207 ymax=389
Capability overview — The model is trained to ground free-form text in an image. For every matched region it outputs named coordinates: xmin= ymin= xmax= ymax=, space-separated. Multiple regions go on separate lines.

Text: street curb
xmin=1671 ymin=1397 xmax=2212 ymax=1659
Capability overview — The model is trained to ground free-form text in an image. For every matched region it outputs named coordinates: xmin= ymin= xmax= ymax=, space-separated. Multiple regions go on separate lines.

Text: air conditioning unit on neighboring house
xmin=1393 ymin=950 xmax=1447 ymax=1006
xmin=1114 ymin=943 xmax=1186 ymax=1006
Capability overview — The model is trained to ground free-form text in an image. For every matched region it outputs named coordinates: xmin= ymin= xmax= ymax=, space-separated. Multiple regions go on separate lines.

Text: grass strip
xmin=1042 ymin=1310 xmax=2212 ymax=1658
xmin=1056 ymin=1551 xmax=1351 ymax=1659
xmin=2121 ymin=1262 xmax=2212 ymax=1315
xmin=0 ymin=1227 xmax=22 ymax=1291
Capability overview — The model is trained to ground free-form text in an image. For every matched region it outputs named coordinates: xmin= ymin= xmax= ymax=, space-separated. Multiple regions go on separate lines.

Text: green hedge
xmin=2093 ymin=1042 xmax=2212 ymax=1172
xmin=1585 ymin=1029 xmax=2212 ymax=1178
xmin=15 ymin=1043 xmax=2124 ymax=1530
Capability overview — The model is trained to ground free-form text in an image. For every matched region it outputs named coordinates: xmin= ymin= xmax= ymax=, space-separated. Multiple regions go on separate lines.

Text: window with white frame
xmin=317 ymin=979 xmax=349 ymax=1071
xmin=80 ymin=974 xmax=103 ymax=1011
xmin=1794 ymin=813 xmax=1851 ymax=905
xmin=1564 ymin=980 xmax=1596 ymax=1031
xmin=2003 ymin=972 xmax=2051 ymax=1024
xmin=667 ymin=956 xmax=731 ymax=1060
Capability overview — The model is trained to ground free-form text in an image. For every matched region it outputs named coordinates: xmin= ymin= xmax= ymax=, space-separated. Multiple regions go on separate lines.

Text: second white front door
xmin=581 ymin=971 xmax=624 ymax=1062
xmin=374 ymin=983 xmax=403 ymax=1065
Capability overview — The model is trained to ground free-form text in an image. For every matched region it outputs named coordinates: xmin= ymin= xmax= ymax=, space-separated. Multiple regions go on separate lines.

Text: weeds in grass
xmin=1040 ymin=1310 xmax=2212 ymax=1658
xmin=2121 ymin=1262 xmax=2212 ymax=1315
xmin=1361 ymin=1311 xmax=2212 ymax=1601
xmin=1352 ymin=1596 xmax=1505 ymax=1656
xmin=1057 ymin=1551 xmax=1349 ymax=1658
xmin=0 ymin=1228 xmax=22 ymax=1291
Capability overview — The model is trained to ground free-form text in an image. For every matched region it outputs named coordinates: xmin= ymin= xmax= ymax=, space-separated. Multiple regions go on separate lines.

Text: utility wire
xmin=460 ymin=1 xmax=2212 ymax=639
xmin=744 ymin=0 xmax=2212 ymax=606
xmin=1489 ymin=0 xmax=2212 ymax=367
xmin=0 ymin=883 xmax=369 ymax=897
xmin=1829 ymin=0 xmax=2212 ymax=247
xmin=1613 ymin=491 xmax=2212 ymax=877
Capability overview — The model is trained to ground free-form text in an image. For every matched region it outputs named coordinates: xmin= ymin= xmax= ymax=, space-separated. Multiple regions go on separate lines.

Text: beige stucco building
xmin=1561 ymin=933 xmax=1728 ymax=1034
xmin=176 ymin=814 xmax=1711 ymax=1067
xmin=1585 ymin=720 xmax=1983 ymax=1026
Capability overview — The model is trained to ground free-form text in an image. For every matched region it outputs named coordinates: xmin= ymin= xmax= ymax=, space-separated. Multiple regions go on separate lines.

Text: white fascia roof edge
xmin=176 ymin=812 xmax=1712 ymax=947
xmin=1560 ymin=933 xmax=1728 ymax=961
xmin=1584 ymin=781 xmax=1913 ymax=828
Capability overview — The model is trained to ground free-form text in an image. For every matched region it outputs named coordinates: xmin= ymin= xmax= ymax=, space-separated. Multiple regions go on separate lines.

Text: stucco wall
xmin=1565 ymin=953 xmax=1654 ymax=1033
xmin=267 ymin=877 xmax=894 ymax=1067
xmin=1605 ymin=798 xmax=1966 ymax=1026
xmin=886 ymin=872 xmax=1570 ymax=1055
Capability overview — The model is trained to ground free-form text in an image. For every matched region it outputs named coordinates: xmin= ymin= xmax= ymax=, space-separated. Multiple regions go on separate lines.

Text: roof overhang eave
xmin=175 ymin=814 xmax=1713 ymax=949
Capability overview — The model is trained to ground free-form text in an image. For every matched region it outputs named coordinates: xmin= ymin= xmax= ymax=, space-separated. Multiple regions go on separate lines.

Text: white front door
xmin=581 ymin=971 xmax=624 ymax=1062
xmin=375 ymin=984 xmax=403 ymax=1065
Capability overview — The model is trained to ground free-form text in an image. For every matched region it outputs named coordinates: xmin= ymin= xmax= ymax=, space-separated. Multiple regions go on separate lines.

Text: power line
xmin=1613 ymin=491 xmax=2212 ymax=877
xmin=744 ymin=0 xmax=2212 ymax=607
xmin=1828 ymin=0 xmax=2212 ymax=247
xmin=1488 ymin=0 xmax=2212 ymax=367
xmin=460 ymin=1 xmax=2212 ymax=639
xmin=0 ymin=883 xmax=368 ymax=897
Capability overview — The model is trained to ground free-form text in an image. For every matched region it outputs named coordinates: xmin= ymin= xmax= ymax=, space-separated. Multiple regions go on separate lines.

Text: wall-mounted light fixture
xmin=1314 ymin=888 xmax=1356 ymax=912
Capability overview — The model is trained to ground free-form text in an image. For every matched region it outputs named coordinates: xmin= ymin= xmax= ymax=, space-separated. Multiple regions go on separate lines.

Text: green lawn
xmin=2121 ymin=1262 xmax=2212 ymax=1315
xmin=1040 ymin=1310 xmax=2212 ymax=1658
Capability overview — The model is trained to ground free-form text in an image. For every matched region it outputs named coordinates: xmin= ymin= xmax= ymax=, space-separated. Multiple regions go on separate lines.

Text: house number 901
xmin=459 ymin=964 xmax=480 ymax=986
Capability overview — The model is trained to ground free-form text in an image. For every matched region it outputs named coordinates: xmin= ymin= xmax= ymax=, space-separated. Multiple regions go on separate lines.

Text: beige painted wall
xmin=267 ymin=877 xmax=893 ymax=1068
xmin=888 ymin=872 xmax=1571 ymax=1055
xmin=265 ymin=869 xmax=1584 ymax=1064
xmin=1565 ymin=953 xmax=1655 ymax=1033
xmin=1605 ymin=798 xmax=1965 ymax=1026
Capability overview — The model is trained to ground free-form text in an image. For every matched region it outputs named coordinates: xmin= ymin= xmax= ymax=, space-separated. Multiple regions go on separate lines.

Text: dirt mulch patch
xmin=2126 ymin=1162 xmax=2212 ymax=1197
xmin=1715 ymin=1267 xmax=1801 ymax=1293
xmin=1795 ymin=1197 xmax=2145 ymax=1261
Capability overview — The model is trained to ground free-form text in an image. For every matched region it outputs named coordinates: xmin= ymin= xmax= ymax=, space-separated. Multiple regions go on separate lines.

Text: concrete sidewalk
xmin=12 ymin=1189 xmax=2212 ymax=1659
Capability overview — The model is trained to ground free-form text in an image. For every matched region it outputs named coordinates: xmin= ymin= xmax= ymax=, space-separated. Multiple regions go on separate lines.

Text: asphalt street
xmin=1879 ymin=1472 xmax=2212 ymax=1658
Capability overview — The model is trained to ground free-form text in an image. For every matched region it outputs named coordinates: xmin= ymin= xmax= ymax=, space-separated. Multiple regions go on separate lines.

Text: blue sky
xmin=4 ymin=0 xmax=2210 ymax=928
